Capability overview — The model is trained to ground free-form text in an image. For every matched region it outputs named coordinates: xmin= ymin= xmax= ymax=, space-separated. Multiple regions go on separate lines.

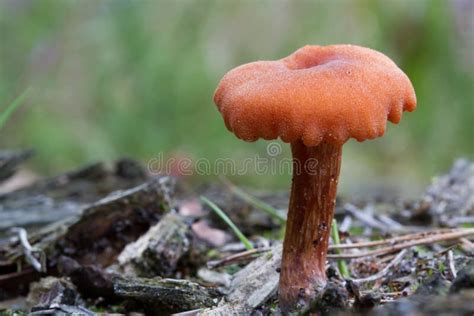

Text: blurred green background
xmin=0 ymin=0 xmax=473 ymax=197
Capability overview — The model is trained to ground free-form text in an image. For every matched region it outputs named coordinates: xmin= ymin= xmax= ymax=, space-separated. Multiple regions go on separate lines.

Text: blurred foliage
xmin=0 ymin=0 xmax=472 ymax=195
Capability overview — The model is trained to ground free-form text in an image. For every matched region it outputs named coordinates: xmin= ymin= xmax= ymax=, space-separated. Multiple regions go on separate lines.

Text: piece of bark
xmin=114 ymin=277 xmax=220 ymax=313
xmin=117 ymin=213 xmax=192 ymax=277
xmin=197 ymin=268 xmax=231 ymax=288
xmin=26 ymin=276 xmax=83 ymax=311
xmin=57 ymin=256 xmax=117 ymax=300
xmin=29 ymin=305 xmax=97 ymax=315
xmin=0 ymin=198 xmax=84 ymax=232
xmin=0 ymin=159 xmax=149 ymax=231
xmin=2 ymin=176 xmax=174 ymax=269
xmin=0 ymin=268 xmax=39 ymax=300
xmin=0 ymin=149 xmax=34 ymax=183
xmin=59 ymin=255 xmax=220 ymax=314
xmin=26 ymin=276 xmax=96 ymax=315
xmin=53 ymin=177 xmax=174 ymax=266
xmin=1 ymin=160 xmax=146 ymax=201
xmin=201 ymin=244 xmax=282 ymax=315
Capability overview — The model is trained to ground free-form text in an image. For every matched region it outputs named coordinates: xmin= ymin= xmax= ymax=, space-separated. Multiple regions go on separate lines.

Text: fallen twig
xmin=9 ymin=227 xmax=43 ymax=272
xmin=351 ymin=249 xmax=408 ymax=284
xmin=447 ymin=250 xmax=457 ymax=280
xmin=377 ymin=214 xmax=405 ymax=231
xmin=459 ymin=237 xmax=474 ymax=251
xmin=328 ymin=228 xmax=474 ymax=259
xmin=370 ymin=290 xmax=410 ymax=298
xmin=344 ymin=203 xmax=388 ymax=231
xmin=343 ymin=203 xmax=422 ymax=233
xmin=329 ymin=228 xmax=458 ymax=250
xmin=207 ymin=247 xmax=270 ymax=269
xmin=339 ymin=215 xmax=352 ymax=233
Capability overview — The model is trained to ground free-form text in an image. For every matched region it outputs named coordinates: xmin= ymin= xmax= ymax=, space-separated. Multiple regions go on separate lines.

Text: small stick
xmin=460 ymin=238 xmax=474 ymax=252
xmin=344 ymin=203 xmax=389 ymax=231
xmin=171 ymin=309 xmax=203 ymax=316
xmin=328 ymin=228 xmax=474 ymax=259
xmin=446 ymin=216 xmax=474 ymax=226
xmin=378 ymin=253 xmax=398 ymax=264
xmin=447 ymin=250 xmax=457 ymax=280
xmin=339 ymin=215 xmax=352 ymax=233
xmin=9 ymin=227 xmax=43 ymax=272
xmin=375 ymin=290 xmax=409 ymax=297
xmin=351 ymin=249 xmax=408 ymax=284
xmin=377 ymin=214 xmax=406 ymax=231
xmin=207 ymin=247 xmax=271 ymax=269
xmin=329 ymin=228 xmax=459 ymax=250
xmin=379 ymin=299 xmax=396 ymax=303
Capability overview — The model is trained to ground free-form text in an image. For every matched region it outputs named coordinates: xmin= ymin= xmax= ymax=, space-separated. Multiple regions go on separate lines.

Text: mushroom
xmin=213 ymin=44 xmax=416 ymax=312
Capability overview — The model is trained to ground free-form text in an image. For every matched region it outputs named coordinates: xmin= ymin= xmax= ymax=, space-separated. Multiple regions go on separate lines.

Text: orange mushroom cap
xmin=214 ymin=44 xmax=417 ymax=147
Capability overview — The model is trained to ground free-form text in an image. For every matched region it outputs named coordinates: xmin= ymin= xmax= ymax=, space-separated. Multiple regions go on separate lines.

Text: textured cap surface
xmin=214 ymin=44 xmax=416 ymax=146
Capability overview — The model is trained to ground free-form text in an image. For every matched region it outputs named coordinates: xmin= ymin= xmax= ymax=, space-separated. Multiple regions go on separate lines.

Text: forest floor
xmin=0 ymin=149 xmax=473 ymax=315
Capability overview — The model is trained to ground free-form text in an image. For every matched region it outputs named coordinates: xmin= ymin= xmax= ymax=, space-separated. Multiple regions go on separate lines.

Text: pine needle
xmin=0 ymin=88 xmax=31 ymax=131
xmin=201 ymin=196 xmax=254 ymax=250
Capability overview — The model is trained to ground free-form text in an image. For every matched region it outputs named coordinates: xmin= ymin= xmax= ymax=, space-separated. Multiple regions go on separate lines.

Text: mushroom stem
xmin=279 ymin=140 xmax=342 ymax=311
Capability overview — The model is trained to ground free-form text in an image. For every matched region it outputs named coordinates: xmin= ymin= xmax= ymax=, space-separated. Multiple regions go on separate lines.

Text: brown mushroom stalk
xmin=213 ymin=44 xmax=416 ymax=313
xmin=280 ymin=141 xmax=342 ymax=309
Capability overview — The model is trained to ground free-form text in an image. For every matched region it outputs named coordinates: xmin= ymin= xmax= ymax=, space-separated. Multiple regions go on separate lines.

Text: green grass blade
xmin=0 ymin=88 xmax=31 ymax=131
xmin=331 ymin=219 xmax=350 ymax=278
xmin=221 ymin=177 xmax=286 ymax=223
xmin=201 ymin=195 xmax=254 ymax=250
